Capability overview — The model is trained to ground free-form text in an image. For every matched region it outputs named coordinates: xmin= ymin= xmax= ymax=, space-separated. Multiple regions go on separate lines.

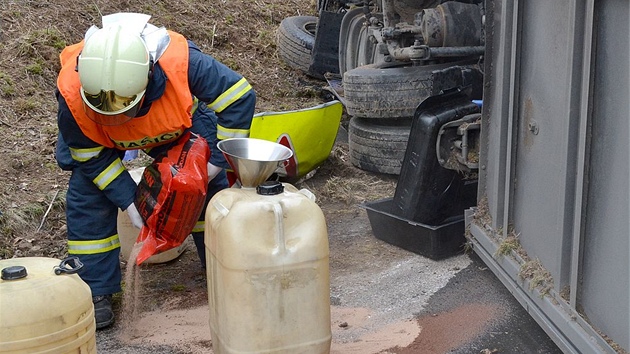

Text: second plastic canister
xmin=0 ymin=257 xmax=96 ymax=353
xmin=205 ymin=181 xmax=332 ymax=354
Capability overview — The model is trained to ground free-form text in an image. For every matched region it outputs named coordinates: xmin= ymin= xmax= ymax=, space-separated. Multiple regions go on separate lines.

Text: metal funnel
xmin=217 ymin=138 xmax=293 ymax=188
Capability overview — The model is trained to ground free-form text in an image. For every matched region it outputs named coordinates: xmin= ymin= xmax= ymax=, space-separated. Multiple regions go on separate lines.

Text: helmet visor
xmin=85 ymin=90 xmax=137 ymax=112
xmin=81 ymin=89 xmax=145 ymax=126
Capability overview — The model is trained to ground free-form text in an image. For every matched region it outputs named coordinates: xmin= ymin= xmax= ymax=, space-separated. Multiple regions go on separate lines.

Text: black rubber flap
xmin=257 ymin=181 xmax=284 ymax=195
xmin=308 ymin=10 xmax=344 ymax=79
xmin=2 ymin=265 xmax=27 ymax=280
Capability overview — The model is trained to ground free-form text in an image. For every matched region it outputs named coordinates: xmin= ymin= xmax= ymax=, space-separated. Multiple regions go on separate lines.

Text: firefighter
xmin=55 ymin=13 xmax=255 ymax=329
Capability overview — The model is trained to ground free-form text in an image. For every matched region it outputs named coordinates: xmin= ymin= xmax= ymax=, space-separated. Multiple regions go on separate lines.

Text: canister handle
xmin=54 ymin=256 xmax=84 ymax=275
xmin=298 ymin=188 xmax=316 ymax=202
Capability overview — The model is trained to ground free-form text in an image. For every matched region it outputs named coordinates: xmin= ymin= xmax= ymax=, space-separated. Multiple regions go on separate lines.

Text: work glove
xmin=207 ymin=162 xmax=222 ymax=181
xmin=126 ymin=203 xmax=144 ymax=229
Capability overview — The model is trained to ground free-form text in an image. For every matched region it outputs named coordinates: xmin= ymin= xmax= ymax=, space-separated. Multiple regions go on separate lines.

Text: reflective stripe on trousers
xmin=66 ymin=170 xmax=122 ymax=297
xmin=68 ymin=234 xmax=120 ymax=254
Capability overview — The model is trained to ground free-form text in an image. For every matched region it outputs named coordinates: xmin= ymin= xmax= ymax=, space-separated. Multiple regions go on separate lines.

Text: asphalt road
xmin=426 ymin=252 xmax=563 ymax=354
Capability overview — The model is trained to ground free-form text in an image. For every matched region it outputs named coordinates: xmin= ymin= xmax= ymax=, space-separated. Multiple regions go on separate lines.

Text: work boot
xmin=93 ymin=295 xmax=115 ymax=329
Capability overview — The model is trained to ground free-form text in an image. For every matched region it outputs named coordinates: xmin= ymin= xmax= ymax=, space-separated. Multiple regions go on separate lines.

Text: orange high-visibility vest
xmin=57 ymin=30 xmax=193 ymax=150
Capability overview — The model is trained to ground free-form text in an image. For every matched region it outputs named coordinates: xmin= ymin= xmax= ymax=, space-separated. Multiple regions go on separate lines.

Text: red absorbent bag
xmin=134 ymin=132 xmax=210 ymax=265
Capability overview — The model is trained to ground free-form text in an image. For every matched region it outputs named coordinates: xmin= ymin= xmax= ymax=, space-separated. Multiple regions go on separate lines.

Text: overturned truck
xmin=277 ymin=0 xmax=484 ymax=175
xmin=278 ymin=0 xmax=629 ymax=353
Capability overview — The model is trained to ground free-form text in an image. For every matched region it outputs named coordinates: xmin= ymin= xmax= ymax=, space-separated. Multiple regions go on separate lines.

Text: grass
xmin=15 ymin=98 xmax=38 ymax=113
xmin=171 ymin=284 xmax=187 ymax=292
xmin=304 ymin=145 xmax=397 ymax=205
xmin=495 ymin=233 xmax=520 ymax=257
xmin=26 ymin=61 xmax=44 ymax=75
xmin=17 ymin=28 xmax=66 ymax=58
xmin=471 ymin=196 xmax=492 ymax=227
xmin=470 ymin=209 xmax=555 ymax=298
xmin=519 ymin=258 xmax=553 ymax=296
xmin=0 ymin=72 xmax=16 ymax=96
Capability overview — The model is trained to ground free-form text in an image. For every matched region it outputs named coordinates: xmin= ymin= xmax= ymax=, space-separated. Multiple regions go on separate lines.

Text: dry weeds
xmin=304 ymin=144 xmax=397 ymax=206
xmin=518 ymin=258 xmax=553 ymax=296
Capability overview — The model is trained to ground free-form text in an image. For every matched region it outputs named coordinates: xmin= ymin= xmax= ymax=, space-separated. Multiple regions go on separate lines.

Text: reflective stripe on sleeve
xmin=192 ymin=220 xmax=204 ymax=233
xmin=68 ymin=234 xmax=120 ymax=255
xmin=191 ymin=97 xmax=199 ymax=116
xmin=69 ymin=146 xmax=104 ymax=162
xmin=217 ymin=125 xmax=250 ymax=140
xmin=207 ymin=77 xmax=253 ymax=113
xmin=93 ymin=158 xmax=125 ymax=191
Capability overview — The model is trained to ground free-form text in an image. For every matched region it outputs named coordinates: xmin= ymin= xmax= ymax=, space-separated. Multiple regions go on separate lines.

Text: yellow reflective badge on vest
xmin=249 ymin=101 xmax=343 ymax=179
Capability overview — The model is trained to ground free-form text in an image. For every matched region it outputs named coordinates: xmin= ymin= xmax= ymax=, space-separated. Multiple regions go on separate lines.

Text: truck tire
xmin=343 ymin=61 xmax=470 ymax=119
xmin=348 ymin=117 xmax=411 ymax=175
xmin=277 ymin=16 xmax=317 ymax=73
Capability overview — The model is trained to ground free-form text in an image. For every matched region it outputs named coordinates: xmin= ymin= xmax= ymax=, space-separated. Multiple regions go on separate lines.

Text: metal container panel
xmin=510 ymin=0 xmax=576 ymax=289
xmin=579 ymin=0 xmax=629 ymax=347
xmin=470 ymin=0 xmax=629 ymax=352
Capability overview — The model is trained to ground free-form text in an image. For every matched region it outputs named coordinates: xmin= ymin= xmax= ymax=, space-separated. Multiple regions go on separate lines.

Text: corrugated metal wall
xmin=467 ymin=0 xmax=629 ymax=352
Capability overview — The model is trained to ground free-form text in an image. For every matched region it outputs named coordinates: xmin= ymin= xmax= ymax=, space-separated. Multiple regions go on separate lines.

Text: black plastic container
xmin=393 ymin=89 xmax=480 ymax=224
xmin=362 ymin=198 xmax=466 ymax=260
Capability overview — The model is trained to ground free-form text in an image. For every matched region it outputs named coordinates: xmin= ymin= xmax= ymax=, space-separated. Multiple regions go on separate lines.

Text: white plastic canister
xmin=117 ymin=167 xmax=187 ymax=263
xmin=0 ymin=257 xmax=96 ymax=353
xmin=205 ymin=182 xmax=331 ymax=354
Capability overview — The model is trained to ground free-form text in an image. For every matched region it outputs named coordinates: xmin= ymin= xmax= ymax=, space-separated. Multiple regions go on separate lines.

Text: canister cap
xmin=1 ymin=265 xmax=28 ymax=280
xmin=257 ymin=181 xmax=284 ymax=195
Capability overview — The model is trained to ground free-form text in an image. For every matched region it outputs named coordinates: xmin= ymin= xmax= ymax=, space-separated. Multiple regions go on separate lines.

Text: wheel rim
xmin=303 ymin=21 xmax=317 ymax=36
xmin=339 ymin=8 xmax=383 ymax=76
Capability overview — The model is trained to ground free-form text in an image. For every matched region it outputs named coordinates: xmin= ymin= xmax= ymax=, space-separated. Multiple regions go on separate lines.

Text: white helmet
xmin=78 ymin=25 xmax=150 ymax=125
